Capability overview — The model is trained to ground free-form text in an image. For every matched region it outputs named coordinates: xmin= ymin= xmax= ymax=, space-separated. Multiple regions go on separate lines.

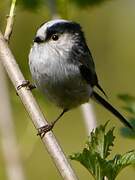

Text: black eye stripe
xmin=45 ymin=28 xmax=57 ymax=41
xmin=45 ymin=22 xmax=82 ymax=41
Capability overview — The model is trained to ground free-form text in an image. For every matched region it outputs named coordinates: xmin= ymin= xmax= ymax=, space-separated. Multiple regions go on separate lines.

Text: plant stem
xmin=9 ymin=0 xmax=16 ymax=17
xmin=4 ymin=0 xmax=16 ymax=41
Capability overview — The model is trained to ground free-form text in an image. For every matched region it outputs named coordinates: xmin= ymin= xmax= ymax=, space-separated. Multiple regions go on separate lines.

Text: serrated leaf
xmin=109 ymin=150 xmax=135 ymax=179
xmin=87 ymin=122 xmax=115 ymax=159
xmin=70 ymin=122 xmax=116 ymax=180
xmin=70 ymin=148 xmax=111 ymax=180
xmin=70 ymin=122 xmax=135 ymax=180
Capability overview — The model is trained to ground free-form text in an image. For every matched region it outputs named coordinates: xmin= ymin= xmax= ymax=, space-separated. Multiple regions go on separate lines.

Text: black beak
xmin=34 ymin=36 xmax=44 ymax=43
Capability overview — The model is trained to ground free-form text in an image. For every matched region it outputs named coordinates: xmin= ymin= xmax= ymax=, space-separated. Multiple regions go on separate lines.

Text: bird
xmin=28 ymin=19 xmax=132 ymax=135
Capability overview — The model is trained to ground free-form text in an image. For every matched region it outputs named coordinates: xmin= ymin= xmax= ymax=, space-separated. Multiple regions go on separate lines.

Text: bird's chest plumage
xmin=29 ymin=46 xmax=92 ymax=109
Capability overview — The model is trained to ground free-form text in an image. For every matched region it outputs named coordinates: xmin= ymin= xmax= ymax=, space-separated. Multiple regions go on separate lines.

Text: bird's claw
xmin=37 ymin=123 xmax=54 ymax=138
xmin=17 ymin=80 xmax=31 ymax=90
xmin=17 ymin=80 xmax=36 ymax=91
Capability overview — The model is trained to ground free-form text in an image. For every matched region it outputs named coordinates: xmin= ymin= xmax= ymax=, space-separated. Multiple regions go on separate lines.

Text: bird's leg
xmin=37 ymin=109 xmax=68 ymax=138
xmin=17 ymin=80 xmax=36 ymax=91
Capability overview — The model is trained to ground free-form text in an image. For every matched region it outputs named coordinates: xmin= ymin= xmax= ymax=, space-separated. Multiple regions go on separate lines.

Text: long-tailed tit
xmin=28 ymin=19 xmax=132 ymax=135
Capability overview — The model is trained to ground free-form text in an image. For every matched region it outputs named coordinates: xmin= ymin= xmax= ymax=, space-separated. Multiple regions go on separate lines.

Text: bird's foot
xmin=37 ymin=109 xmax=68 ymax=138
xmin=17 ymin=80 xmax=36 ymax=91
xmin=37 ymin=123 xmax=54 ymax=138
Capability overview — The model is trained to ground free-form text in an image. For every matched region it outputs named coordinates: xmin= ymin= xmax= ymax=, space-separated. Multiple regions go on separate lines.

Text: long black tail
xmin=93 ymin=91 xmax=133 ymax=130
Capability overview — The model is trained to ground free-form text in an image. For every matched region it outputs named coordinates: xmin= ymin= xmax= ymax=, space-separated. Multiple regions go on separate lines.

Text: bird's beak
xmin=33 ymin=36 xmax=45 ymax=43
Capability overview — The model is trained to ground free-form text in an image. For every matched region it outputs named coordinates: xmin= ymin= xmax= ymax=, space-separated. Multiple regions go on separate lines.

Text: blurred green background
xmin=0 ymin=0 xmax=135 ymax=179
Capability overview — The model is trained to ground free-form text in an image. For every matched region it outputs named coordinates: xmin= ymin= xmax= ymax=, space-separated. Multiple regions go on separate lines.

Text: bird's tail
xmin=92 ymin=91 xmax=133 ymax=130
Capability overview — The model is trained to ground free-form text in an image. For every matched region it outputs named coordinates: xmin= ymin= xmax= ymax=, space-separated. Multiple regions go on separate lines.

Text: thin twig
xmin=4 ymin=0 xmax=16 ymax=41
xmin=0 ymin=31 xmax=78 ymax=180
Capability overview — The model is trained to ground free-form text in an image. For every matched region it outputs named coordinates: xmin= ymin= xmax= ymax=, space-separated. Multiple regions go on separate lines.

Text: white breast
xmin=29 ymin=42 xmax=92 ymax=109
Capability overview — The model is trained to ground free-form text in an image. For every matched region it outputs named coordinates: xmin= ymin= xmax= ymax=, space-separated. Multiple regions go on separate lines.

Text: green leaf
xmin=70 ymin=149 xmax=111 ymax=180
xmin=70 ymin=122 xmax=116 ymax=180
xmin=109 ymin=150 xmax=135 ymax=179
xmin=70 ymin=122 xmax=135 ymax=180
xmin=87 ymin=121 xmax=115 ymax=159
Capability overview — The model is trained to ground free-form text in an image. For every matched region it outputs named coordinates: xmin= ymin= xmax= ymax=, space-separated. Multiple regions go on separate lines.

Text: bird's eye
xmin=52 ymin=34 xmax=59 ymax=41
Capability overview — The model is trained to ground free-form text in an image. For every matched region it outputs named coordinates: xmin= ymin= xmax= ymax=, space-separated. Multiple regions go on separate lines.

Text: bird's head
xmin=33 ymin=19 xmax=85 ymax=54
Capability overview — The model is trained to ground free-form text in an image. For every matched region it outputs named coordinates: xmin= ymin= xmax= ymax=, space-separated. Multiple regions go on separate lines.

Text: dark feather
xmin=69 ymin=30 xmax=107 ymax=98
xmin=45 ymin=21 xmax=81 ymax=41
xmin=79 ymin=64 xmax=107 ymax=98
xmin=79 ymin=64 xmax=97 ymax=86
